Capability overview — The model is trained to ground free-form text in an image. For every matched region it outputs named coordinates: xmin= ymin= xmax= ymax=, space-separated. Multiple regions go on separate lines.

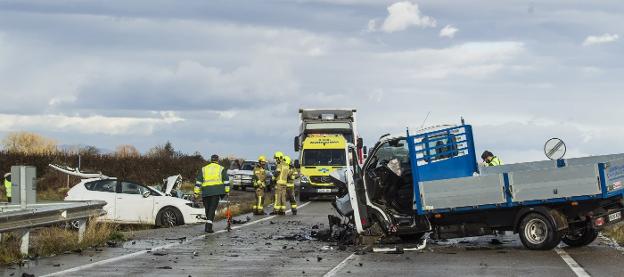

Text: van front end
xmin=299 ymin=166 xmax=344 ymax=200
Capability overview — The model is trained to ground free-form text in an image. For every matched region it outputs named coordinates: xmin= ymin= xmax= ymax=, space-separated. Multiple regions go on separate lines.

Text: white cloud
xmin=378 ymin=41 xmax=525 ymax=79
xmin=372 ymin=1 xmax=436 ymax=33
xmin=439 ymin=25 xmax=459 ymax=38
xmin=0 ymin=112 xmax=183 ymax=135
xmin=582 ymin=33 xmax=619 ymax=46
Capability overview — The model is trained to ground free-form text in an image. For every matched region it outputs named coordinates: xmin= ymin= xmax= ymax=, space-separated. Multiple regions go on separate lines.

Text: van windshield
xmin=303 ymin=149 xmax=346 ymax=166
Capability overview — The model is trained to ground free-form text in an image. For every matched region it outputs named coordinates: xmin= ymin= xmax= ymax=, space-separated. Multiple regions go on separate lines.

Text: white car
xmin=64 ymin=176 xmax=206 ymax=227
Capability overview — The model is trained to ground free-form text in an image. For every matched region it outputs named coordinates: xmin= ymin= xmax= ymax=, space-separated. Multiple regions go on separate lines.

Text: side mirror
xmin=357 ymin=137 xmax=364 ymax=148
xmin=294 ymin=159 xmax=300 ymax=169
xmin=294 ymin=137 xmax=300 ymax=152
xmin=142 ymin=190 xmax=151 ymax=198
xmin=363 ymin=146 xmax=368 ymax=156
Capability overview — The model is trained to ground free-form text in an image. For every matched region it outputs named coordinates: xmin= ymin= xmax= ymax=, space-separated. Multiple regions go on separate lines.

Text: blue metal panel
xmin=408 ymin=124 xmax=478 ymax=182
xmin=598 ymin=163 xmax=609 ymax=198
xmin=503 ymin=173 xmax=512 ymax=207
xmin=407 ymin=129 xmax=424 ymax=215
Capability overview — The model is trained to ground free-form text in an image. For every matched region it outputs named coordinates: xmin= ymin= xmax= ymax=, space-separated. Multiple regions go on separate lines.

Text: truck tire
xmin=157 ymin=207 xmax=184 ymax=228
xmin=519 ymin=213 xmax=561 ymax=250
xmin=562 ymin=227 xmax=598 ymax=247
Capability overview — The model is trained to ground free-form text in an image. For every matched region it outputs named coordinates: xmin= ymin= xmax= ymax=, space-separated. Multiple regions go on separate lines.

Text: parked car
xmin=228 ymin=160 xmax=274 ymax=191
xmin=64 ymin=176 xmax=206 ymax=227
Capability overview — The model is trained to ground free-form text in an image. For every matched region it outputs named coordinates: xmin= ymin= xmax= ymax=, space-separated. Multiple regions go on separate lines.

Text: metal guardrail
xmin=0 ymin=200 xmax=107 ymax=255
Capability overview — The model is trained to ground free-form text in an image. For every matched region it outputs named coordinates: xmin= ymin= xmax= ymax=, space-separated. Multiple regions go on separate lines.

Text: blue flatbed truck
xmin=332 ymin=123 xmax=624 ymax=250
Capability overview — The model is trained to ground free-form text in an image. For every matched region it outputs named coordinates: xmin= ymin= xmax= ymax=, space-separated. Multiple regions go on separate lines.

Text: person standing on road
xmin=481 ymin=151 xmax=503 ymax=167
xmin=272 ymin=151 xmax=288 ymax=215
xmin=195 ymin=154 xmax=230 ymax=233
xmin=3 ymin=173 xmax=11 ymax=203
xmin=252 ymin=156 xmax=268 ymax=215
xmin=284 ymin=156 xmax=298 ymax=215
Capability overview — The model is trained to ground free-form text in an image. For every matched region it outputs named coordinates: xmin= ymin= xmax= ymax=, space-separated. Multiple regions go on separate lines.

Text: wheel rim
xmin=162 ymin=210 xmax=177 ymax=227
xmin=524 ymin=218 xmax=548 ymax=245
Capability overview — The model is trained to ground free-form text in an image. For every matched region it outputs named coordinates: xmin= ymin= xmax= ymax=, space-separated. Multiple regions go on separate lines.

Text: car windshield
xmin=303 ymin=149 xmax=346 ymax=166
xmin=241 ymin=161 xmax=255 ymax=170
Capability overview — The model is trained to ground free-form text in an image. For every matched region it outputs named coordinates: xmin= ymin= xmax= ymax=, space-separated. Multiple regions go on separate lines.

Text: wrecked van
xmin=332 ymin=123 xmax=624 ymax=250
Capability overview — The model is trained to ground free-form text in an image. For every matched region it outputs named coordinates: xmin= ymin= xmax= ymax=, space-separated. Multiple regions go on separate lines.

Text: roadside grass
xmin=37 ymin=188 xmax=68 ymax=201
xmin=603 ymin=223 xmax=624 ymax=244
xmin=0 ymin=220 xmax=125 ymax=266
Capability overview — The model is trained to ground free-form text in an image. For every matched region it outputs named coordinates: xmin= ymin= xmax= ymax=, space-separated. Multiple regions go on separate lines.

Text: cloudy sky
xmin=0 ymin=0 xmax=622 ymax=162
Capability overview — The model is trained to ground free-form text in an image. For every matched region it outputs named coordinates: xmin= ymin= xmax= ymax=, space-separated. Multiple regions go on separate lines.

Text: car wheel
xmin=562 ymin=227 xmax=598 ymax=247
xmin=157 ymin=207 xmax=184 ymax=228
xmin=519 ymin=213 xmax=561 ymax=250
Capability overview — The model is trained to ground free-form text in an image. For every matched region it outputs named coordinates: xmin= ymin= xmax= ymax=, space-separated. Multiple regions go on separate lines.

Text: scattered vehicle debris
xmin=231 ymin=216 xmax=251 ymax=225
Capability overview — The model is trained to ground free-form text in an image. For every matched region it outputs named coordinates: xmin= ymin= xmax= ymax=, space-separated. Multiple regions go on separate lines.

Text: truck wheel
xmin=519 ymin=213 xmax=561 ymax=250
xmin=157 ymin=207 xmax=184 ymax=228
xmin=562 ymin=227 xmax=598 ymax=247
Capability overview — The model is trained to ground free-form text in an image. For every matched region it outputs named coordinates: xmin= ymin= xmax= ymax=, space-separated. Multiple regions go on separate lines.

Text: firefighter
xmin=252 ymin=155 xmax=268 ymax=215
xmin=284 ymin=156 xmax=298 ymax=215
xmin=194 ymin=154 xmax=230 ymax=233
xmin=271 ymin=151 xmax=288 ymax=215
xmin=3 ymin=173 xmax=11 ymax=203
xmin=481 ymin=151 xmax=503 ymax=167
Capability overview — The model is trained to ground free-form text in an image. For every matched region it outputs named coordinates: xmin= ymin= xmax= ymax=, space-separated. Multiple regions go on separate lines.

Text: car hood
xmin=163 ymin=174 xmax=182 ymax=195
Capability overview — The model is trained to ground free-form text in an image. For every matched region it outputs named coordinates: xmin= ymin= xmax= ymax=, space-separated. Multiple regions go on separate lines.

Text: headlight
xmin=300 ymin=175 xmax=310 ymax=183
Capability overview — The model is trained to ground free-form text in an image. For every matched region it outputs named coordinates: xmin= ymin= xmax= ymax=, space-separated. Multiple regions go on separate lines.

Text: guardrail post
xmin=20 ymin=229 xmax=30 ymax=256
xmin=78 ymin=219 xmax=87 ymax=243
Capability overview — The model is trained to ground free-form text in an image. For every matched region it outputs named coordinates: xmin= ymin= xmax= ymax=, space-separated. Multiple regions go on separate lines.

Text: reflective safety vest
xmin=4 ymin=179 xmax=10 ymax=197
xmin=202 ymin=163 xmax=224 ymax=187
xmin=487 ymin=157 xmax=503 ymax=167
xmin=253 ymin=165 xmax=266 ymax=187
xmin=276 ymin=163 xmax=290 ymax=186
xmin=287 ymin=167 xmax=298 ymax=188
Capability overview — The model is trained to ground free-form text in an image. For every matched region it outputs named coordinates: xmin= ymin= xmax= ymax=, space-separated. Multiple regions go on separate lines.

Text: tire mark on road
xmin=555 ymin=247 xmax=591 ymax=277
xmin=42 ymin=201 xmax=311 ymax=277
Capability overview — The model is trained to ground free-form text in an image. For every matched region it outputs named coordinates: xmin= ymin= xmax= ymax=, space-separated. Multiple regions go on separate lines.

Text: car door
xmin=115 ymin=181 xmax=155 ymax=224
xmin=87 ymin=180 xmax=118 ymax=221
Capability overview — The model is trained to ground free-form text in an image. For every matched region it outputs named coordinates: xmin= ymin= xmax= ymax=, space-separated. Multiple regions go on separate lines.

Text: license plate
xmin=609 ymin=212 xmax=621 ymax=222
xmin=317 ymin=188 xmax=332 ymax=193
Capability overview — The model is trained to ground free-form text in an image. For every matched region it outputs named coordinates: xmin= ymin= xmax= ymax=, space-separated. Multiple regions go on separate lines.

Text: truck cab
xmin=334 ymin=123 xmax=624 ymax=250
xmin=296 ymin=134 xmax=348 ymax=201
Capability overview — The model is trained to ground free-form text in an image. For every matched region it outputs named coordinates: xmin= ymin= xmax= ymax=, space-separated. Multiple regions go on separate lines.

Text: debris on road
xmin=231 ymin=216 xmax=251 ymax=225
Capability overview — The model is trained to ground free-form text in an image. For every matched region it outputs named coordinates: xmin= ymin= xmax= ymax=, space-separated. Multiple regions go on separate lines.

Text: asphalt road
xmin=3 ymin=201 xmax=624 ymax=277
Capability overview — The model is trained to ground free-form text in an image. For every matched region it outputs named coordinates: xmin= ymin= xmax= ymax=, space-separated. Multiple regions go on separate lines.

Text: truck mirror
xmin=294 ymin=137 xmax=300 ymax=152
xmin=357 ymin=138 xmax=363 ymax=148
xmin=294 ymin=159 xmax=300 ymax=169
xmin=363 ymin=146 xmax=368 ymax=156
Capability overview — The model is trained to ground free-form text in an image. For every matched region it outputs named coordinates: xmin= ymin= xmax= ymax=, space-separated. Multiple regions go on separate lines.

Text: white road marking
xmin=323 ymin=252 xmax=357 ymax=277
xmin=42 ymin=201 xmax=311 ymax=277
xmin=554 ymin=247 xmax=591 ymax=277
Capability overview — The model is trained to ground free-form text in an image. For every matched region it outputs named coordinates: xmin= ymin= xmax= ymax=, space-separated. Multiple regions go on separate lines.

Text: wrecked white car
xmin=51 ymin=164 xmax=206 ymax=227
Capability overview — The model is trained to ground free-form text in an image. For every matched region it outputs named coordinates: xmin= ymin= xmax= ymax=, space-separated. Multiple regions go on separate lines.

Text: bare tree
xmin=2 ymin=131 xmax=58 ymax=154
xmin=115 ymin=144 xmax=140 ymax=158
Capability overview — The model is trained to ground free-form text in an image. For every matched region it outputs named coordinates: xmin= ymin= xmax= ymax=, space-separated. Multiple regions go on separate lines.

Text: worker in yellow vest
xmin=252 ymin=156 xmax=268 ymax=215
xmin=284 ymin=156 xmax=298 ymax=215
xmin=272 ymin=151 xmax=288 ymax=215
xmin=194 ymin=154 xmax=230 ymax=233
xmin=3 ymin=173 xmax=11 ymax=203
xmin=481 ymin=151 xmax=503 ymax=167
